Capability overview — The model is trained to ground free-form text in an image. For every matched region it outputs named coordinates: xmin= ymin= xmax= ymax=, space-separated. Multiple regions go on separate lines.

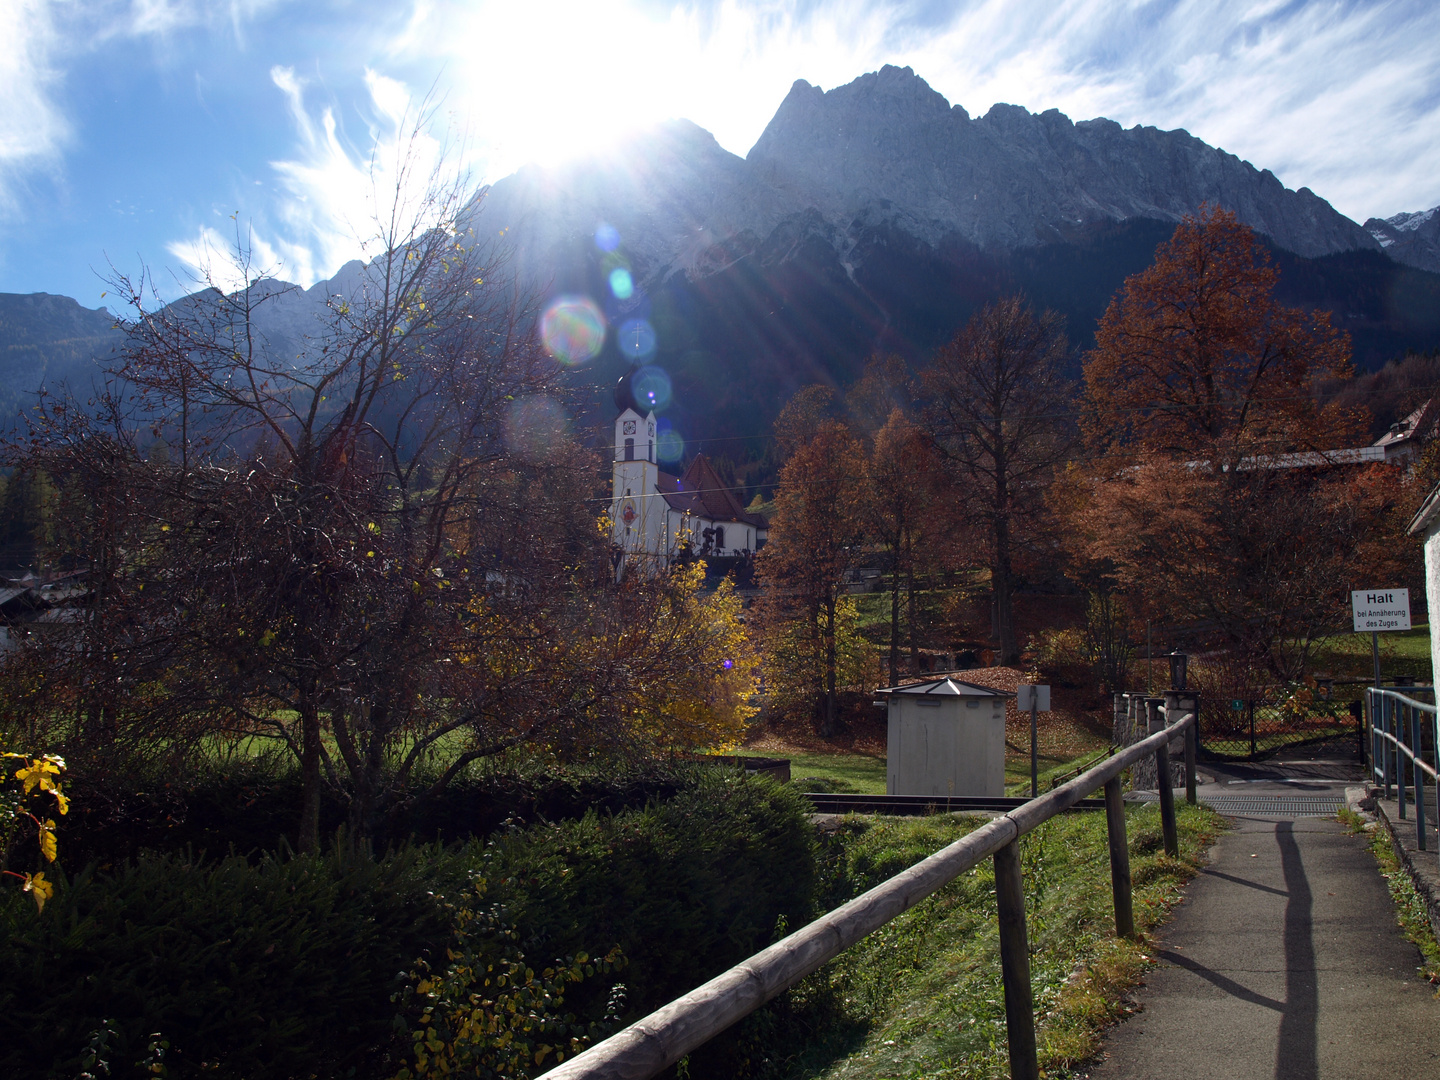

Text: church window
xmin=714 ymin=526 xmax=725 ymax=551
xmin=624 ymin=437 xmax=634 ymax=461
xmin=648 ymin=439 xmax=653 ymax=463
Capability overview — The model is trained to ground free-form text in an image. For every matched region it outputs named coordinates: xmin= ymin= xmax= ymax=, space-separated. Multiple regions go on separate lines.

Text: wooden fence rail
xmin=538 ymin=711 xmax=1198 ymax=1080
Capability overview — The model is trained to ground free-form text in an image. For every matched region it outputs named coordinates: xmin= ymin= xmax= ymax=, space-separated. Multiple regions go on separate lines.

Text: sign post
xmin=1352 ymin=589 xmax=1411 ymax=768
xmin=1351 ymin=589 xmax=1411 ymax=687
xmin=1017 ymin=684 xmax=1051 ymax=798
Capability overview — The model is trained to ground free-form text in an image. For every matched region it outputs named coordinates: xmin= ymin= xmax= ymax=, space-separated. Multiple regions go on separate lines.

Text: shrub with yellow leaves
xmin=392 ymin=875 xmax=624 ymax=1080
xmin=1 ymin=750 xmax=70 ymax=912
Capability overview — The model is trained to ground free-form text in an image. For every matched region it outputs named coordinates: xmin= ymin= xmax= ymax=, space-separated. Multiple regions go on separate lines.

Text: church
xmin=609 ymin=367 xmax=768 ymax=578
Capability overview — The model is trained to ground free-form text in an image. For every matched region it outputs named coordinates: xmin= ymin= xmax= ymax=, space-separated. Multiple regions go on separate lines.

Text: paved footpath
xmin=1083 ymin=767 xmax=1440 ymax=1080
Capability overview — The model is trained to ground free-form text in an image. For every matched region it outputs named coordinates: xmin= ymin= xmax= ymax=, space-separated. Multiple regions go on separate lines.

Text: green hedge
xmin=482 ymin=769 xmax=818 ymax=1019
xmin=0 ymin=768 xmax=817 ymax=1080
xmin=57 ymin=757 xmax=697 ymax=864
xmin=0 ymin=844 xmax=460 ymax=1079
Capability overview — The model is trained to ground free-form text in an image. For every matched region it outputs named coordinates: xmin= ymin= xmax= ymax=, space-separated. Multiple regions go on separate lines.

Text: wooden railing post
xmin=1146 ymin=699 xmax=1179 ymax=857
xmin=993 ymin=838 xmax=1039 ymax=1080
xmin=1155 ymin=738 xmax=1178 ymax=858
xmin=1103 ymin=775 xmax=1134 ymax=939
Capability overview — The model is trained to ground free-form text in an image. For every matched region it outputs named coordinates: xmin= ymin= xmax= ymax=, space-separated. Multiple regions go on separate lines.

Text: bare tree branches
xmin=923 ymin=295 xmax=1074 ymax=666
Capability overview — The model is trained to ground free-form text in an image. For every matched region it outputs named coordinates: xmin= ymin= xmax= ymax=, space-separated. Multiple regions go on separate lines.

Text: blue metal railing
xmin=1367 ymin=688 xmax=1438 ymax=870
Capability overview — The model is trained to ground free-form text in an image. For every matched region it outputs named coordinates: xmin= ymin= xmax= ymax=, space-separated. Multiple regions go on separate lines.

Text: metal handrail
xmin=538 ymin=711 xmax=1198 ymax=1080
xmin=1367 ymin=688 xmax=1438 ymax=867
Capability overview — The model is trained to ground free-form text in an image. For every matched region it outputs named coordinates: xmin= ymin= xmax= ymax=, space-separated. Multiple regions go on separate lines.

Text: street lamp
xmin=1168 ymin=649 xmax=1189 ymax=691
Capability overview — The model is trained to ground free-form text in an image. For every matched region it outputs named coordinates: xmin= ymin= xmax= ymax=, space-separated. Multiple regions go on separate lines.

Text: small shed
xmin=875 ymin=677 xmax=1012 ymax=798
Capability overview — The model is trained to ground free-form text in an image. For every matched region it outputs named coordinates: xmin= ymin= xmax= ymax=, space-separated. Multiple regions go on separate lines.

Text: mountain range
xmin=4 ymin=65 xmax=1440 ymax=464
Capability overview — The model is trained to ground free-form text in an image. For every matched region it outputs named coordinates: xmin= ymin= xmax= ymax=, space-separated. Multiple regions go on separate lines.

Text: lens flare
xmin=633 ymin=365 xmax=672 ymax=411
xmin=722 ymin=659 xmax=734 ymax=670
xmin=595 ymin=223 xmax=620 ymax=252
xmin=618 ymin=318 xmax=657 ymax=361
xmin=656 ymin=427 xmax=684 ymax=463
xmin=609 ymin=267 xmax=634 ymax=300
xmin=503 ymin=396 xmax=570 ymax=464
xmin=539 ymin=296 xmax=606 ymax=366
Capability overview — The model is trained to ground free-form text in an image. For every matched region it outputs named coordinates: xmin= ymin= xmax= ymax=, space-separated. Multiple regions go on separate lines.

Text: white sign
xmin=1352 ymin=588 xmax=1411 ymax=632
xmin=1016 ymin=684 xmax=1051 ymax=711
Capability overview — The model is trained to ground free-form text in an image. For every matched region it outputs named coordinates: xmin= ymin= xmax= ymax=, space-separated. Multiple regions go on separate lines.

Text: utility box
xmin=876 ymin=677 xmax=1012 ymax=797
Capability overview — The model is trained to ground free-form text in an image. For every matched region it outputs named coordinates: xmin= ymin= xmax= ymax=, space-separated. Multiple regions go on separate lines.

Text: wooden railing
xmin=539 ymin=710 xmax=1199 ymax=1080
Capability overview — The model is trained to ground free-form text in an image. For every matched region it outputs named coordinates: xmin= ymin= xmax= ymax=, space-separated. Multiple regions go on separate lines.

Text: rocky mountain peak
xmin=1364 ymin=207 xmax=1440 ymax=273
xmin=745 ymin=67 xmax=1377 ymax=260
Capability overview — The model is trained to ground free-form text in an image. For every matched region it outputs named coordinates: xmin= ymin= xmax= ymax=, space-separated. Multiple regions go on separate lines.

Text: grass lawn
xmin=764 ymin=752 xmax=888 ymax=793
xmin=755 ymin=801 xmax=1223 ymax=1080
xmin=1307 ymin=623 xmax=1433 ymax=684
xmin=1003 ymin=748 xmax=1114 ymax=796
xmin=736 ymin=748 xmax=1107 ymax=796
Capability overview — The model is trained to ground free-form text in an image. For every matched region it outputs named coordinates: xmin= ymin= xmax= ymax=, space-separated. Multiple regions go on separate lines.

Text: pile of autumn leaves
xmin=752 ymin=207 xmax=1419 ymax=722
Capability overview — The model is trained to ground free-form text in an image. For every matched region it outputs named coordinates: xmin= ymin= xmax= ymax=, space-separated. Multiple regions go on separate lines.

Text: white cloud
xmin=0 ymin=0 xmax=70 ymax=214
xmin=255 ymin=65 xmax=458 ymax=286
xmin=166 ymin=221 xmax=282 ymax=293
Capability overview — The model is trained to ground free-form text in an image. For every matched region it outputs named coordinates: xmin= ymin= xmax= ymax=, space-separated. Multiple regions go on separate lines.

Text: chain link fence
xmin=1199 ymin=695 xmax=1360 ymax=760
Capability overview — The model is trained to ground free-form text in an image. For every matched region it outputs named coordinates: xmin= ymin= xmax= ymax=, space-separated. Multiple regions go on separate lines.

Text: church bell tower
xmin=611 ymin=367 xmax=661 ymax=566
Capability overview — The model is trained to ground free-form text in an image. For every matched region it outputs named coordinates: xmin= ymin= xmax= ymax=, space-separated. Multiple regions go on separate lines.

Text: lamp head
xmin=1168 ymin=649 xmax=1189 ymax=691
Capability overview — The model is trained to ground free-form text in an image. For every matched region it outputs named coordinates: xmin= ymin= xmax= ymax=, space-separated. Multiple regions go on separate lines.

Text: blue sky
xmin=3 ymin=0 xmax=1439 ymax=307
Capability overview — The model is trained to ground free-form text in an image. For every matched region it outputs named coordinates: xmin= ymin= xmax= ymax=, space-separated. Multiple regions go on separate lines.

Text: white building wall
xmin=1426 ymin=530 xmax=1440 ymax=689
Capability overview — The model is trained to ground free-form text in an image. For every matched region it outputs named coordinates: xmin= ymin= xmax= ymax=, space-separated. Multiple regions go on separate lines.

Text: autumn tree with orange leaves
xmin=1064 ymin=206 xmax=1412 ymax=683
xmin=756 ymin=393 xmax=872 ymax=736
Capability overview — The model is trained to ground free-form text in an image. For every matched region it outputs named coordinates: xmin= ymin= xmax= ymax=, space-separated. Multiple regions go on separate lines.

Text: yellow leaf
xmin=23 ymin=872 xmax=53 ymax=913
xmin=38 ymin=819 xmax=57 ymax=862
xmin=53 ymin=789 xmax=69 ymax=815
xmin=15 ymin=758 xmax=61 ymax=794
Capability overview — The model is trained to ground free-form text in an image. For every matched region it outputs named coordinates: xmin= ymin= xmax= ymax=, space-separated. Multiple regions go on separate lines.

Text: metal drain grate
xmin=1201 ymin=796 xmax=1343 ymax=816
xmin=1131 ymin=793 xmax=1344 ymax=816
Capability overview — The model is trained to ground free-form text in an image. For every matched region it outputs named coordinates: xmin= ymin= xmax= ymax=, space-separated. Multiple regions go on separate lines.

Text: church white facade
xmin=609 ymin=368 xmax=767 ymax=578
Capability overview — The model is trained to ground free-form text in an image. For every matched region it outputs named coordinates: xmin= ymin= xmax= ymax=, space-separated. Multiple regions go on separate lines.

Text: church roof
xmin=613 ymin=366 xmax=645 ymax=415
xmin=659 ymin=453 xmax=768 ymax=528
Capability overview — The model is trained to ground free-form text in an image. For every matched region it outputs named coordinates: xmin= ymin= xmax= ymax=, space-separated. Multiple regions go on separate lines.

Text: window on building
xmin=714 ymin=526 xmax=725 ymax=551
xmin=624 ymin=437 xmax=634 ymax=461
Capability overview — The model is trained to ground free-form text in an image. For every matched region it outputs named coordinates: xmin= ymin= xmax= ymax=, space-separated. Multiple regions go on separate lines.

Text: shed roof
xmin=874 ymin=677 xmax=1012 ymax=698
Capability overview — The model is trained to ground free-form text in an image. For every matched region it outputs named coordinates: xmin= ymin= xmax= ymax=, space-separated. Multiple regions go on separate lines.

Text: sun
xmin=449 ymin=2 xmax=693 ymax=175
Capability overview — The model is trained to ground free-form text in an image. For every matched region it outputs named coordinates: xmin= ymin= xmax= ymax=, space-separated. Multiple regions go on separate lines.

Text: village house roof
xmin=659 ymin=453 xmax=768 ymax=529
xmin=1374 ymin=399 xmax=1437 ymax=458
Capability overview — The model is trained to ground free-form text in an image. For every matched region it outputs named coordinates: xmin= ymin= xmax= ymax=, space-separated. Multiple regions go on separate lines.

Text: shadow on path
xmin=1200 ymin=867 xmax=1288 ymax=898
xmin=1275 ymin=819 xmax=1317 ymax=1080
xmin=1153 ymin=949 xmax=1282 ymax=1011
